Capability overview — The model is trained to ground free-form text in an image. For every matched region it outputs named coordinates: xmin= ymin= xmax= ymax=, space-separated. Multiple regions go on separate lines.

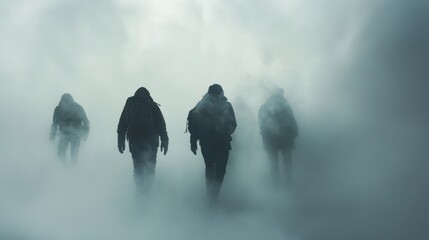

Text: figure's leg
xmin=70 ymin=135 xmax=81 ymax=164
xmin=262 ymin=136 xmax=280 ymax=184
xmin=141 ymin=145 xmax=157 ymax=192
xmin=267 ymin=148 xmax=280 ymax=184
xmin=212 ymin=146 xmax=229 ymax=199
xmin=131 ymin=148 xmax=145 ymax=197
xmin=201 ymin=145 xmax=216 ymax=199
xmin=57 ymin=134 xmax=70 ymax=164
xmin=282 ymin=149 xmax=293 ymax=186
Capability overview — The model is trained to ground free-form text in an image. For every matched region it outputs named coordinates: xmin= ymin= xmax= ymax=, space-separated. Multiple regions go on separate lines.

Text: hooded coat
xmin=117 ymin=88 xmax=168 ymax=148
xmin=188 ymin=87 xmax=237 ymax=148
xmin=51 ymin=94 xmax=90 ymax=139
xmin=258 ymin=94 xmax=298 ymax=148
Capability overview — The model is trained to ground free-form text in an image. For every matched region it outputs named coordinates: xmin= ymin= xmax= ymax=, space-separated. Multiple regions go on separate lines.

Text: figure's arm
xmin=153 ymin=104 xmax=169 ymax=155
xmin=117 ymin=101 xmax=128 ymax=153
xmin=80 ymin=106 xmax=90 ymax=140
xmin=187 ymin=108 xmax=198 ymax=155
xmin=258 ymin=105 xmax=267 ymax=135
xmin=50 ymin=107 xmax=59 ymax=142
xmin=226 ymin=103 xmax=237 ymax=136
xmin=153 ymin=105 xmax=168 ymax=141
xmin=290 ymin=108 xmax=298 ymax=139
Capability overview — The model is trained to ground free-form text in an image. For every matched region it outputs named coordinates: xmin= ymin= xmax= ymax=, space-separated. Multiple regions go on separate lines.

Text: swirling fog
xmin=0 ymin=0 xmax=428 ymax=239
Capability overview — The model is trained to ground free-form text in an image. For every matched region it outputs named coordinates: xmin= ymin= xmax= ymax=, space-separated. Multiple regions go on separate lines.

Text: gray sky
xmin=1 ymin=0 xmax=428 ymax=239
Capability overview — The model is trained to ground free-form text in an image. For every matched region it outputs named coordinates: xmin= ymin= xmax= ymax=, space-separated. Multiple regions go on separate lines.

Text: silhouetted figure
xmin=50 ymin=93 xmax=90 ymax=165
xmin=258 ymin=88 xmax=298 ymax=185
xmin=117 ymin=87 xmax=169 ymax=197
xmin=187 ymin=84 xmax=237 ymax=201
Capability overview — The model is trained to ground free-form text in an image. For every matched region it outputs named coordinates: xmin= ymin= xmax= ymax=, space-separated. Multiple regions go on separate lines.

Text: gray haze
xmin=1 ymin=0 xmax=428 ymax=239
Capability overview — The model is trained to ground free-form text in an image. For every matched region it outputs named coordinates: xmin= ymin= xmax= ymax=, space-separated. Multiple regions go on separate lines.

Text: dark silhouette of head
xmin=59 ymin=93 xmax=74 ymax=107
xmin=273 ymin=88 xmax=285 ymax=97
xmin=207 ymin=84 xmax=224 ymax=96
xmin=135 ymin=87 xmax=151 ymax=98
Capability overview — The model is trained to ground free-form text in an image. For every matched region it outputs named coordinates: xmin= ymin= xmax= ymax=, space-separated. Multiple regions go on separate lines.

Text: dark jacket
xmin=258 ymin=94 xmax=298 ymax=142
xmin=51 ymin=94 xmax=90 ymax=139
xmin=189 ymin=94 xmax=237 ymax=148
xmin=117 ymin=88 xmax=168 ymax=148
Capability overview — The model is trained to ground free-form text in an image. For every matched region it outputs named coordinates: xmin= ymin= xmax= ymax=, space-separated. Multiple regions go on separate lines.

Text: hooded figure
xmin=258 ymin=88 xmax=298 ymax=185
xmin=50 ymin=93 xmax=90 ymax=164
xmin=187 ymin=84 xmax=237 ymax=201
xmin=117 ymin=87 xmax=169 ymax=196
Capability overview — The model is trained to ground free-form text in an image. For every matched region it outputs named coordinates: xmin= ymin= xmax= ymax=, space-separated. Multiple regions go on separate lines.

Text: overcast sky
xmin=1 ymin=0 xmax=428 ymax=239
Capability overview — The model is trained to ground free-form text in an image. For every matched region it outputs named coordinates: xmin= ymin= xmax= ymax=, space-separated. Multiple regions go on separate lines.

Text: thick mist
xmin=1 ymin=0 xmax=428 ymax=239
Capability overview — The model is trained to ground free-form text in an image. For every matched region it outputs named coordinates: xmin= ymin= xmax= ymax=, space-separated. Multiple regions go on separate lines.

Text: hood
xmin=59 ymin=93 xmax=74 ymax=107
xmin=134 ymin=87 xmax=153 ymax=99
xmin=207 ymin=84 xmax=224 ymax=96
xmin=268 ymin=88 xmax=287 ymax=102
xmin=268 ymin=94 xmax=287 ymax=103
xmin=196 ymin=92 xmax=228 ymax=113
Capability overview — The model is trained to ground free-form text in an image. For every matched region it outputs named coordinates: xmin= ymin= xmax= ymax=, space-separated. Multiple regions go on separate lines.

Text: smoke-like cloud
xmin=1 ymin=0 xmax=428 ymax=239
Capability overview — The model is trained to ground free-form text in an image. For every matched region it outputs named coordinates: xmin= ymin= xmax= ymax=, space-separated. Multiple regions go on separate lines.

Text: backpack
xmin=261 ymin=100 xmax=297 ymax=139
xmin=126 ymin=98 xmax=155 ymax=138
xmin=186 ymin=107 xmax=200 ymax=138
xmin=57 ymin=104 xmax=85 ymax=135
xmin=186 ymin=103 xmax=228 ymax=139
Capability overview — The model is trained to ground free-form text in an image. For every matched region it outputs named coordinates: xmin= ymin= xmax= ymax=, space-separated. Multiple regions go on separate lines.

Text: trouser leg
xmin=262 ymin=136 xmax=281 ymax=183
xmin=70 ymin=136 xmax=81 ymax=164
xmin=205 ymin=163 xmax=215 ymax=192
xmin=132 ymin=144 xmax=157 ymax=195
xmin=141 ymin=145 xmax=157 ymax=191
xmin=132 ymin=150 xmax=144 ymax=193
xmin=267 ymin=148 xmax=280 ymax=183
xmin=57 ymin=135 xmax=70 ymax=164
xmin=214 ymin=148 xmax=229 ymax=188
xmin=201 ymin=145 xmax=229 ymax=200
xmin=282 ymin=149 xmax=292 ymax=185
xmin=201 ymin=146 xmax=215 ymax=198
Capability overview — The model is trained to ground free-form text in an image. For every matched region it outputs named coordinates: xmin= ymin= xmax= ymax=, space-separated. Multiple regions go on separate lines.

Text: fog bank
xmin=1 ymin=0 xmax=428 ymax=239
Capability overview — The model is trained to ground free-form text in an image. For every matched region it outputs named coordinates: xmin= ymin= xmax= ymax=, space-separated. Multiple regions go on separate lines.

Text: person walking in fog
xmin=258 ymin=88 xmax=298 ymax=185
xmin=117 ymin=87 xmax=169 ymax=197
xmin=50 ymin=93 xmax=90 ymax=165
xmin=187 ymin=84 xmax=237 ymax=201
